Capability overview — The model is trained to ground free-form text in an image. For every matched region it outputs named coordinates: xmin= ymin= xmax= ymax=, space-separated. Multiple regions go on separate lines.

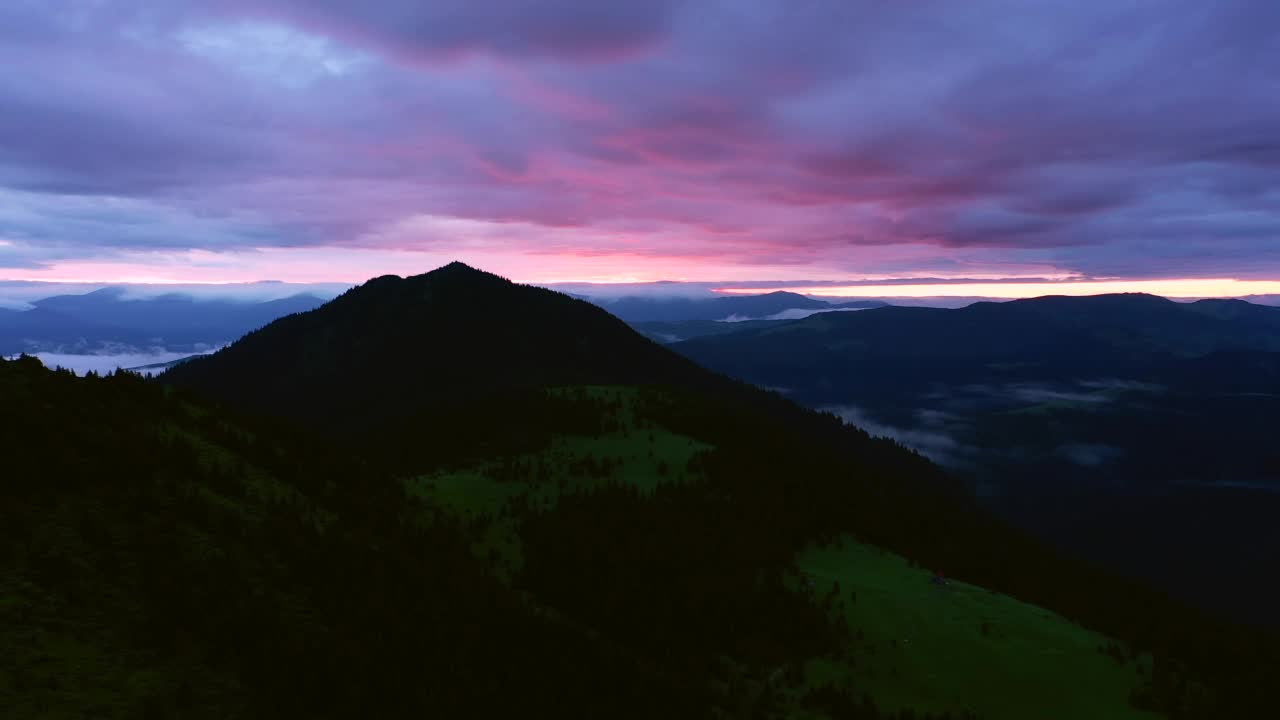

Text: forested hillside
xmin=6 ymin=266 xmax=1279 ymax=718
xmin=0 ymin=357 xmax=703 ymax=717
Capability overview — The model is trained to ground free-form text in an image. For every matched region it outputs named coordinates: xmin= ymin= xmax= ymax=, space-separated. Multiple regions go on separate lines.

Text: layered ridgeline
xmin=668 ymin=294 xmax=1280 ymax=626
xmin=0 ymin=288 xmax=325 ymax=356
xmin=670 ymin=293 xmax=1280 ymax=407
xmin=9 ymin=264 xmax=1275 ymax=718
xmin=591 ymin=290 xmax=887 ymax=322
xmin=584 ymin=290 xmax=889 ymax=344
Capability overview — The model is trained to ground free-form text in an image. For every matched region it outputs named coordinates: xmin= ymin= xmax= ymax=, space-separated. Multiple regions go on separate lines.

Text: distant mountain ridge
xmin=33 ymin=288 xmax=323 ymax=331
xmin=0 ymin=287 xmax=324 ymax=355
xmin=672 ymin=292 xmax=1280 ymax=405
xmin=667 ymin=291 xmax=1280 ymax=627
xmin=593 ymin=290 xmax=886 ymax=323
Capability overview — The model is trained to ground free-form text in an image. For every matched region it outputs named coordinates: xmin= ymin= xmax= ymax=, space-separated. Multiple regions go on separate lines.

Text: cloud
xmin=1 ymin=1 xmax=1278 ymax=283
xmin=717 ymin=307 xmax=873 ymax=322
xmin=9 ymin=348 xmax=218 ymax=377
xmin=230 ymin=0 xmax=681 ymax=63
xmin=1077 ymin=379 xmax=1165 ymax=394
xmin=762 ymin=307 xmax=872 ymax=321
xmin=823 ymin=405 xmax=961 ymax=465
xmin=1056 ymin=444 xmax=1124 ymax=468
xmin=1007 ymin=385 xmax=1113 ymax=406
xmin=938 ymin=382 xmax=1120 ymax=411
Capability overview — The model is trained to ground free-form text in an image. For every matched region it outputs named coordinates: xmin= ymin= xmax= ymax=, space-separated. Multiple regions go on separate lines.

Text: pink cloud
xmin=1 ymin=1 xmax=1278 ymax=286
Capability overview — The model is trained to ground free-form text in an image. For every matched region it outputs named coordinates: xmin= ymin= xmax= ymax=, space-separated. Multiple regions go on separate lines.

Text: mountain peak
xmin=163 ymin=262 xmax=705 ymax=427
xmin=1008 ymin=292 xmax=1176 ymax=310
xmin=1190 ymin=297 xmax=1252 ymax=308
xmin=403 ymin=261 xmax=512 ymax=289
xmin=352 ymin=263 xmax=495 ymax=292
xmin=428 ymin=260 xmax=490 ymax=279
xmin=32 ymin=286 xmax=124 ymax=307
xmin=439 ymin=260 xmax=478 ymax=272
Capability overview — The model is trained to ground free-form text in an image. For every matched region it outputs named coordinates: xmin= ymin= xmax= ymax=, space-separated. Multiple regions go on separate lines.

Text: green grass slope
xmin=408 ymin=386 xmax=710 ymax=575
xmin=795 ymin=538 xmax=1156 ymax=720
xmin=401 ymin=385 xmax=1156 ymax=719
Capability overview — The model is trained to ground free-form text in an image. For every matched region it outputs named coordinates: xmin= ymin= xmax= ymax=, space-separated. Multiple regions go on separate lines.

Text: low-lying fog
xmin=5 ymin=349 xmax=215 ymax=376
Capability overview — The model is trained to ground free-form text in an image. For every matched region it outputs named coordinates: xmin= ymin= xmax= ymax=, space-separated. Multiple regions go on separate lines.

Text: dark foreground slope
xmin=1 ymin=356 xmax=712 ymax=718
xmin=158 ymin=266 xmax=1280 ymax=717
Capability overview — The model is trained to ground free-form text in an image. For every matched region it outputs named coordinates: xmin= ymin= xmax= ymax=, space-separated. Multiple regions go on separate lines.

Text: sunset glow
xmin=1 ymin=2 xmax=1277 ymax=293
xmin=716 ymin=279 xmax=1280 ymax=300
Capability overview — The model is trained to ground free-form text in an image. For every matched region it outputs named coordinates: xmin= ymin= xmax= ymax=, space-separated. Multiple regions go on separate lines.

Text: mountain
xmin=669 ymin=292 xmax=1280 ymax=626
xmin=0 ymin=305 xmax=155 ymax=355
xmin=0 ymin=355 xmax=703 ymax=718
xmin=1186 ymin=297 xmax=1280 ymax=324
xmin=0 ymin=288 xmax=325 ymax=355
xmin=629 ymin=306 xmax=890 ymax=344
xmin=966 ymin=294 xmax=1280 ymax=356
xmin=163 ymin=263 xmax=713 ymax=432
xmin=161 ymin=264 xmax=1280 ymax=717
xmin=830 ymin=298 xmax=895 ymax=309
xmin=590 ymin=290 xmax=888 ymax=343
xmin=125 ymin=354 xmax=205 ymax=375
xmin=671 ymin=293 xmax=1280 ymax=406
xmin=30 ymin=287 xmax=325 ymax=331
xmin=631 ymin=317 xmax=782 ymax=343
xmin=20 ymin=268 xmax=1280 ymax=717
xmin=592 ymin=290 xmax=886 ymax=323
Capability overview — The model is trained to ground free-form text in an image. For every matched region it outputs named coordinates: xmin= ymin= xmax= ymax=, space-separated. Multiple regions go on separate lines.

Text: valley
xmin=668 ymin=294 xmax=1280 ymax=626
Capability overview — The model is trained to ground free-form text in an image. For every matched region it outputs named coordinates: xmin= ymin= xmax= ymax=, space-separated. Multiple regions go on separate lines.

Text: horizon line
xmin=4 ymin=273 xmax=1280 ymax=301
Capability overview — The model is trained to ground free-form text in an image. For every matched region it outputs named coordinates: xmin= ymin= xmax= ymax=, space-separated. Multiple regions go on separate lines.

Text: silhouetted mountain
xmin=21 ymin=268 xmax=1280 ymax=718
xmin=966 ymin=293 xmax=1280 ymax=356
xmin=164 ymin=263 xmax=715 ymax=429
xmin=829 ymin=298 xmax=894 ymax=310
xmin=125 ymin=354 xmax=205 ymax=375
xmin=0 ymin=288 xmax=325 ymax=354
xmin=673 ymin=293 xmax=1280 ymax=405
xmin=1186 ymin=297 xmax=1280 ymax=325
xmin=593 ymin=290 xmax=886 ymax=323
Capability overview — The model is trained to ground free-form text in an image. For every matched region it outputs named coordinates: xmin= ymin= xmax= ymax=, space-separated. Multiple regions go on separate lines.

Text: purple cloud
xmin=231 ymin=0 xmax=683 ymax=63
xmin=0 ymin=0 xmax=1277 ymax=283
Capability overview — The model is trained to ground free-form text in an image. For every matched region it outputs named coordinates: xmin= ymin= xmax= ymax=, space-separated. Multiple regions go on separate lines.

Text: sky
xmin=1 ymin=0 xmax=1278 ymax=297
